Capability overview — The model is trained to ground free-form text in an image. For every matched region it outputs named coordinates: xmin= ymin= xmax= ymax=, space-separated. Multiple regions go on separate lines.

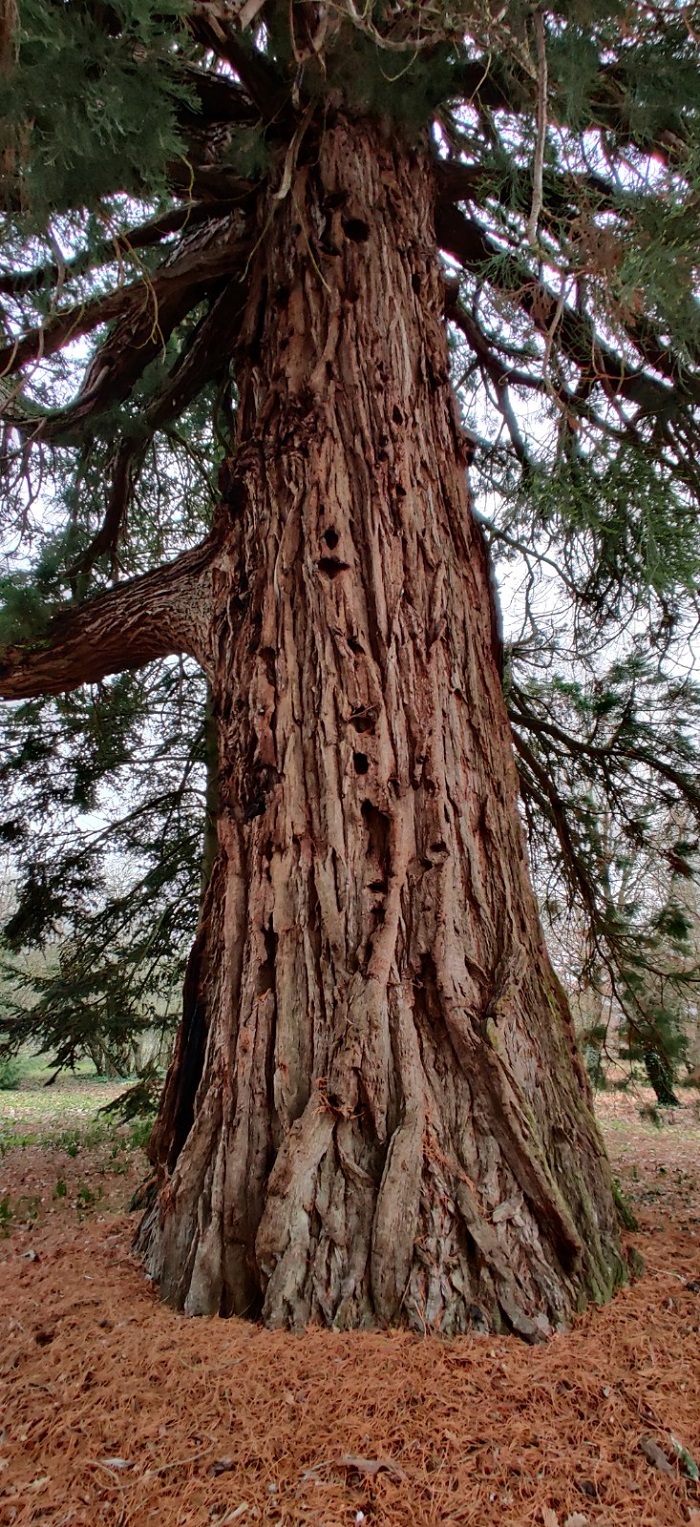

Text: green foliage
xmin=0 ymin=575 xmax=55 ymax=648
xmin=0 ymin=660 xmax=207 ymax=1073
xmin=100 ymin=1067 xmax=161 ymax=1122
xmin=0 ymin=1055 xmax=22 ymax=1089
xmin=0 ymin=0 xmax=194 ymax=225
xmin=129 ymin=1115 xmax=156 ymax=1152
xmin=323 ymin=32 xmax=459 ymax=132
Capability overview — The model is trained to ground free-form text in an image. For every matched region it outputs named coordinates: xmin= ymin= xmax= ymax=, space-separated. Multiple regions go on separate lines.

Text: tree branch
xmin=0 ymin=544 xmax=216 ymax=701
xmin=435 ymin=200 xmax=694 ymax=413
xmin=449 ymin=50 xmax=692 ymax=166
xmin=67 ymin=277 xmax=249 ymax=570
xmin=187 ymin=14 xmax=289 ymax=122
xmin=0 ymin=198 xmax=250 ymax=299
xmin=0 ymin=212 xmax=251 ymax=384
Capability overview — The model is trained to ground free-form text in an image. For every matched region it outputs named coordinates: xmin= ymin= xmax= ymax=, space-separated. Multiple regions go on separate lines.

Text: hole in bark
xmin=395 ymin=482 xmax=406 ymax=497
xmin=164 ymin=926 xmax=209 ymax=1171
xmin=392 ymin=406 xmax=403 ymax=425
xmin=430 ymin=841 xmax=448 ymax=854
xmin=347 ymin=635 xmax=365 ymax=655
xmin=353 ymin=751 xmax=369 ymax=774
xmin=342 ymin=216 xmax=370 ymax=242
xmin=412 ymin=271 xmax=421 ymax=293
xmin=324 ymin=190 xmax=348 ymax=210
xmin=368 ymin=879 xmax=387 ymax=893
xmin=323 ymin=528 xmax=340 ymax=549
xmin=361 ymin=799 xmax=390 ymax=883
xmin=275 ymin=283 xmax=290 ymax=307
xmin=257 ymin=920 xmax=277 ymax=995
xmin=318 ymin=556 xmax=350 ymax=579
xmin=260 ymin=647 xmax=276 ymax=685
xmin=377 ymin=450 xmax=389 ymax=463
xmin=350 ymin=708 xmax=375 ymax=734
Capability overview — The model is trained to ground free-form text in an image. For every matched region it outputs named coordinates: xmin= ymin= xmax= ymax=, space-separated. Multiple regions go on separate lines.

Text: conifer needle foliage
xmin=0 ymin=0 xmax=699 ymax=1087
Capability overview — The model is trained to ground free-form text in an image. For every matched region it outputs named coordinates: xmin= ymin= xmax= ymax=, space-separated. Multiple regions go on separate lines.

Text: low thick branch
xmin=0 ymin=544 xmax=216 ymax=701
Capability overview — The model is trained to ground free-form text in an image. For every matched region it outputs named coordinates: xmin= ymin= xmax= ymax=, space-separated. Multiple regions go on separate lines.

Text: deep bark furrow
xmin=139 ymin=116 xmax=624 ymax=1335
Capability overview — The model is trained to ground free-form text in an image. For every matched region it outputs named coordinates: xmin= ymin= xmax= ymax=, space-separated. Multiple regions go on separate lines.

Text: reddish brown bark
xmin=134 ymin=117 xmax=624 ymax=1335
xmin=0 ymin=544 xmax=215 ymax=700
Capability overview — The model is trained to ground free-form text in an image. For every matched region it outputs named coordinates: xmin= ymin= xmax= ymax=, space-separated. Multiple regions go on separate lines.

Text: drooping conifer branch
xmin=71 ymin=279 xmax=250 ymax=569
xmin=436 ymin=201 xmax=692 ymax=413
xmin=0 ymin=544 xmax=216 ymax=701
xmin=0 ymin=198 xmax=250 ymax=299
xmin=0 ymin=213 xmax=252 ymax=388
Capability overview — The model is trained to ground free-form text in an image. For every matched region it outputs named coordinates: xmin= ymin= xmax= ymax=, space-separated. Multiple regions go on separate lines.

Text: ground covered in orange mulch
xmin=0 ymin=1084 xmax=699 ymax=1527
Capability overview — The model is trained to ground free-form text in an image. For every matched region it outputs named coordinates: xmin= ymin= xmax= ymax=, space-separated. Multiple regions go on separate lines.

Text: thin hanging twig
xmin=526 ymin=10 xmax=548 ymax=250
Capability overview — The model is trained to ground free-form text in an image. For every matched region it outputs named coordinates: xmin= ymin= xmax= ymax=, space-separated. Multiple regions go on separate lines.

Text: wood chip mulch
xmin=0 ymin=1090 xmax=699 ymax=1526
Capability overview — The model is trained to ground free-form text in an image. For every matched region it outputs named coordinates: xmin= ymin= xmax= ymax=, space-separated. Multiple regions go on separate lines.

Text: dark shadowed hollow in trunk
xmin=125 ymin=118 xmax=625 ymax=1336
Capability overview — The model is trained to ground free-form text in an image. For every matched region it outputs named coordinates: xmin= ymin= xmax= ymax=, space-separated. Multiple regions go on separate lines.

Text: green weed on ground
xmin=0 ymin=1057 xmax=22 ymax=1091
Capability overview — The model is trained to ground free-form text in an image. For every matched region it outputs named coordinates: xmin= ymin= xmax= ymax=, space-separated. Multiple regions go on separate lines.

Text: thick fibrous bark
xmin=0 ymin=545 xmax=215 ymax=699
xmin=137 ymin=116 xmax=625 ymax=1336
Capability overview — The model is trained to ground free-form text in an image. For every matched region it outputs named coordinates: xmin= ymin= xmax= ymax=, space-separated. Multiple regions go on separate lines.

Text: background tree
xmin=0 ymin=0 xmax=699 ymax=1334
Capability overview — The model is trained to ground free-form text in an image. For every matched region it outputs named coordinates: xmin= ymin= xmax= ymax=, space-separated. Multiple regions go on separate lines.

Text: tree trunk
xmin=138 ymin=116 xmax=625 ymax=1336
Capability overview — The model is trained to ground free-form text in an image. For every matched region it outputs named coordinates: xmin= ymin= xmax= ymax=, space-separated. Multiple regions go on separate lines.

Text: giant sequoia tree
xmin=1 ymin=0 xmax=700 ymax=1333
